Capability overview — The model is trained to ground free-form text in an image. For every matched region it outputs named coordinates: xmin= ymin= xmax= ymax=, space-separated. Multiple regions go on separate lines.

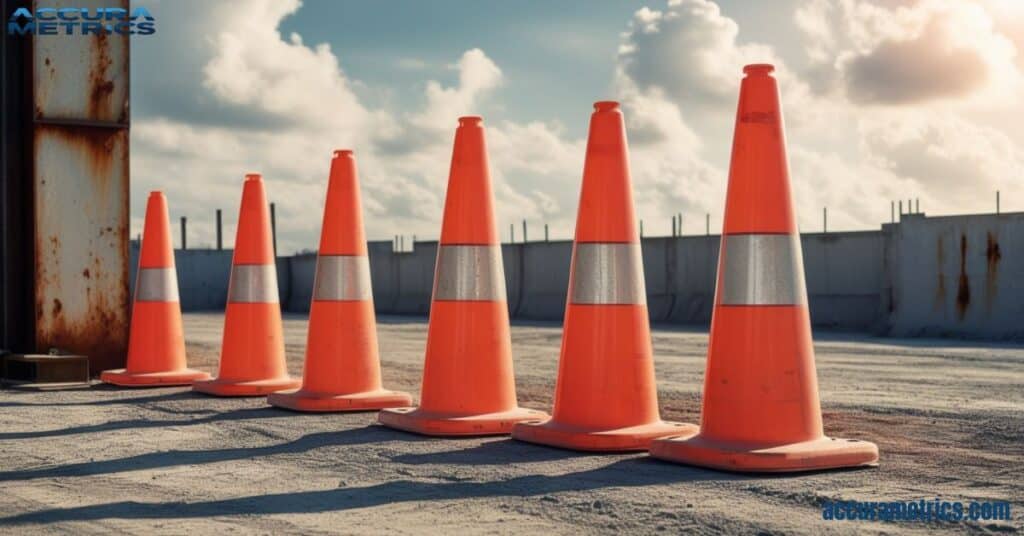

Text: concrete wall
xmin=804 ymin=231 xmax=886 ymax=331
xmin=511 ymin=241 xmax=572 ymax=320
xmin=139 ymin=211 xmax=1024 ymax=339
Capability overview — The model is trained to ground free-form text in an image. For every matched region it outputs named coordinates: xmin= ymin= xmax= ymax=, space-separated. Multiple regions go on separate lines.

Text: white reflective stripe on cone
xmin=313 ymin=255 xmax=372 ymax=301
xmin=718 ymin=233 xmax=807 ymax=306
xmin=432 ymin=245 xmax=507 ymax=301
xmin=135 ymin=267 xmax=180 ymax=302
xmin=228 ymin=264 xmax=280 ymax=303
xmin=570 ymin=243 xmax=646 ymax=305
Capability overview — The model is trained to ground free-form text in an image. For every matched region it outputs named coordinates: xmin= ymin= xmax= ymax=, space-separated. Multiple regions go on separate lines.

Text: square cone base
xmin=512 ymin=418 xmax=698 ymax=452
xmin=649 ymin=433 xmax=879 ymax=473
xmin=378 ymin=406 xmax=549 ymax=437
xmin=268 ymin=388 xmax=412 ymax=413
xmin=100 ymin=368 xmax=211 ymax=387
xmin=192 ymin=376 xmax=301 ymax=397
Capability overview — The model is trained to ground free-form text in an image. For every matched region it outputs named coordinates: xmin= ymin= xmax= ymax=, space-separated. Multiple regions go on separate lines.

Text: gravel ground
xmin=0 ymin=312 xmax=1021 ymax=534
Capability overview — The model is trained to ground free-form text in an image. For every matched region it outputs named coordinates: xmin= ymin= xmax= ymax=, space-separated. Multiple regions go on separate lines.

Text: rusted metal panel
xmin=33 ymin=126 xmax=129 ymax=371
xmin=27 ymin=0 xmax=131 ymax=373
xmin=32 ymin=0 xmax=129 ymax=124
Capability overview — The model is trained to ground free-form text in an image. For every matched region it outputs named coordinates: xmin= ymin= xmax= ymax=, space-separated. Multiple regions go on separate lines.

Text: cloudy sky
xmin=131 ymin=0 xmax=1024 ymax=253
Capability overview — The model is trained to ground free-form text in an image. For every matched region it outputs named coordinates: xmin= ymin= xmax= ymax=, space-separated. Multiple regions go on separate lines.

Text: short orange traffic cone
xmin=378 ymin=116 xmax=546 ymax=435
xmin=649 ymin=65 xmax=878 ymax=472
xmin=512 ymin=102 xmax=696 ymax=451
xmin=268 ymin=151 xmax=412 ymax=412
xmin=101 ymin=192 xmax=210 ymax=386
xmin=193 ymin=174 xmax=300 ymax=397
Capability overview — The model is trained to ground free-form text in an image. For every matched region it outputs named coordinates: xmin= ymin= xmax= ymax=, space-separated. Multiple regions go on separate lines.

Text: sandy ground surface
xmin=0 ymin=312 xmax=1021 ymax=534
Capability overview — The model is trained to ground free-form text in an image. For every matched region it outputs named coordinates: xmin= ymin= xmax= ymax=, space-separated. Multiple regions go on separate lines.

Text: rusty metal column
xmin=27 ymin=3 xmax=132 ymax=373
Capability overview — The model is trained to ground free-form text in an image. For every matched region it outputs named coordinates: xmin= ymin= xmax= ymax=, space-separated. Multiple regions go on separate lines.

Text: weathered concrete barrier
xmin=886 ymin=213 xmax=1024 ymax=339
xmin=136 ymin=211 xmax=1023 ymax=339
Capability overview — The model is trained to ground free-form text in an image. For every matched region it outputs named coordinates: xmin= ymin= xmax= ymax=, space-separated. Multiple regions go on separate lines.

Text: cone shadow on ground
xmin=646 ymin=457 xmax=879 ymax=479
xmin=0 ymin=406 xmax=290 ymax=440
xmin=0 ymin=388 xmax=202 ymax=408
xmin=0 ymin=426 xmax=423 ymax=482
xmin=387 ymin=438 xmax=587 ymax=466
xmin=0 ymin=458 xmax=731 ymax=525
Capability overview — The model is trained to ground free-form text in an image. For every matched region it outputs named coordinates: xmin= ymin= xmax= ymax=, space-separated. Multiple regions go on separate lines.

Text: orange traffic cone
xmin=378 ymin=116 xmax=546 ymax=435
xmin=512 ymin=102 xmax=696 ymax=451
xmin=649 ymin=65 xmax=878 ymax=472
xmin=193 ymin=174 xmax=301 ymax=397
xmin=100 ymin=192 xmax=210 ymax=386
xmin=268 ymin=151 xmax=412 ymax=412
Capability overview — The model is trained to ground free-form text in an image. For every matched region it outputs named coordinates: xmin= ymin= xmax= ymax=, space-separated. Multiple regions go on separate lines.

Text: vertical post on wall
xmin=400 ymin=235 xmax=404 ymax=252
xmin=677 ymin=212 xmax=682 ymax=235
xmin=891 ymin=201 xmax=895 ymax=223
xmin=997 ymin=191 xmax=1001 ymax=214
xmin=915 ymin=198 xmax=919 ymax=214
xmin=639 ymin=220 xmax=643 ymax=238
xmin=180 ymin=217 xmax=187 ymax=250
xmin=393 ymin=235 xmax=398 ymax=252
xmin=544 ymin=224 xmax=549 ymax=242
xmin=705 ymin=213 xmax=710 ymax=236
xmin=269 ymin=202 xmax=277 ymax=257
xmin=823 ymin=207 xmax=827 ymax=233
xmin=522 ymin=220 xmax=527 ymax=243
xmin=215 ymin=208 xmax=222 ymax=250
xmin=510 ymin=223 xmax=514 ymax=244
xmin=898 ymin=200 xmax=903 ymax=217
xmin=671 ymin=216 xmax=677 ymax=237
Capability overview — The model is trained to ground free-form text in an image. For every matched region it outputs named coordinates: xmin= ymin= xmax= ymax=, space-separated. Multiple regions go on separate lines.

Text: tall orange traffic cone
xmin=512 ymin=102 xmax=696 ymax=451
xmin=193 ymin=174 xmax=300 ymax=397
xmin=378 ymin=116 xmax=547 ymax=435
xmin=649 ymin=65 xmax=878 ymax=472
xmin=101 ymin=192 xmax=210 ymax=386
xmin=268 ymin=151 xmax=412 ymax=412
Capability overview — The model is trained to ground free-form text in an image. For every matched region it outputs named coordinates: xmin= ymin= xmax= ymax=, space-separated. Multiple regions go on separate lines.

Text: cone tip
xmin=148 ymin=190 xmax=165 ymax=199
xmin=333 ymin=149 xmax=354 ymax=158
xmin=458 ymin=116 xmax=483 ymax=127
xmin=743 ymin=64 xmax=775 ymax=76
xmin=593 ymin=101 xmax=620 ymax=112
xmin=245 ymin=173 xmax=262 ymax=182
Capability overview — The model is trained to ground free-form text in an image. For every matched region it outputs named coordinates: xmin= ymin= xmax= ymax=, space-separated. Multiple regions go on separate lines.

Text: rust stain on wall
xmin=35 ymin=125 xmax=121 ymax=183
xmin=985 ymin=232 xmax=1001 ymax=312
xmin=37 ymin=289 xmax=124 ymax=364
xmin=955 ymin=234 xmax=970 ymax=320
xmin=87 ymin=32 xmax=116 ymax=121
